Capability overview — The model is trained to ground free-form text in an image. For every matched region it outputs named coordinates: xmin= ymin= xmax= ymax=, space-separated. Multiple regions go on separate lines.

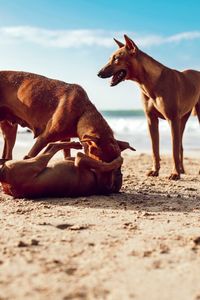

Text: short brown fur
xmin=0 ymin=142 xmax=124 ymax=198
xmin=98 ymin=35 xmax=200 ymax=179
xmin=0 ymin=71 xmax=121 ymax=164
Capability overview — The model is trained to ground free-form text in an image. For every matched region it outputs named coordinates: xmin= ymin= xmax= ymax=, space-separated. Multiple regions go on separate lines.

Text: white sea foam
xmin=106 ymin=115 xmax=199 ymax=153
xmin=0 ymin=114 xmax=199 ymax=157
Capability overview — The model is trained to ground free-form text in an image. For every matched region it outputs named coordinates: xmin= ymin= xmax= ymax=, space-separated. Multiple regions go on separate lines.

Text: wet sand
xmin=0 ymin=152 xmax=200 ymax=300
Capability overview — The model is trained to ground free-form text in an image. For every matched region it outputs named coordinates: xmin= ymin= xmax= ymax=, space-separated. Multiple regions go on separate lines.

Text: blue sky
xmin=0 ymin=0 xmax=199 ymax=109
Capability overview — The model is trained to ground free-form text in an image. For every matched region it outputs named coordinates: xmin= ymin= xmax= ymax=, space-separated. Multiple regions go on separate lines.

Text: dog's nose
xmin=97 ymin=71 xmax=103 ymax=78
xmin=97 ymin=69 xmax=109 ymax=78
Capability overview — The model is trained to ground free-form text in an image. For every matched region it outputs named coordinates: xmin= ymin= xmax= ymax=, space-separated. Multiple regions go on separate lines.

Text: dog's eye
xmin=114 ymin=57 xmax=119 ymax=63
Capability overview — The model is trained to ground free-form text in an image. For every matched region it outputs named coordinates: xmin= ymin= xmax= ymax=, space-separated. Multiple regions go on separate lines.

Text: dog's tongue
xmin=110 ymin=73 xmax=120 ymax=86
xmin=110 ymin=70 xmax=126 ymax=86
xmin=110 ymin=75 xmax=117 ymax=86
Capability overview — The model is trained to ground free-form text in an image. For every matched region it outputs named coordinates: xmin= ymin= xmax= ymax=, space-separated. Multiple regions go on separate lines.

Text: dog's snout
xmin=97 ymin=68 xmax=112 ymax=79
xmin=97 ymin=69 xmax=107 ymax=78
xmin=97 ymin=70 xmax=103 ymax=78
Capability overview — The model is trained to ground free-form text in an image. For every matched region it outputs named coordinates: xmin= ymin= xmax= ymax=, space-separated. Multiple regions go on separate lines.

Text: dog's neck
xmin=78 ymin=106 xmax=121 ymax=161
xmin=133 ymin=51 xmax=165 ymax=99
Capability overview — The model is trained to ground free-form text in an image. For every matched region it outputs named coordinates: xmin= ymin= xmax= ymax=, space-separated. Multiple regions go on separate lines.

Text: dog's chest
xmin=140 ymin=84 xmax=156 ymax=100
xmin=144 ymin=96 xmax=168 ymax=119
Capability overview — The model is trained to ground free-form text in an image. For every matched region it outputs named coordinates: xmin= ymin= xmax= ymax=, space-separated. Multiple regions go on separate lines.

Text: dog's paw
xmin=0 ymin=159 xmax=10 ymax=165
xmin=180 ymin=167 xmax=185 ymax=174
xmin=147 ymin=170 xmax=159 ymax=177
xmin=168 ymin=173 xmax=180 ymax=180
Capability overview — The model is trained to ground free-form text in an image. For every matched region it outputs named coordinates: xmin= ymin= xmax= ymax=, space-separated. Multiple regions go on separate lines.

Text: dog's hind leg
xmin=195 ymin=99 xmax=200 ymax=123
xmin=18 ymin=141 xmax=82 ymax=181
xmin=194 ymin=99 xmax=200 ymax=175
xmin=0 ymin=121 xmax=18 ymax=160
xmin=168 ymin=118 xmax=181 ymax=180
xmin=3 ymin=144 xmax=59 ymax=183
xmin=180 ymin=111 xmax=191 ymax=174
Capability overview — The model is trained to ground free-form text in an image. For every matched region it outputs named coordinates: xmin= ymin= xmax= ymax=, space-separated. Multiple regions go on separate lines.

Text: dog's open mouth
xmin=110 ymin=70 xmax=126 ymax=86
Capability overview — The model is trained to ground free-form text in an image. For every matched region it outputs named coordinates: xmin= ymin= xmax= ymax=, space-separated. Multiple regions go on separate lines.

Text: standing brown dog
xmin=98 ymin=35 xmax=200 ymax=180
xmin=0 ymin=71 xmax=122 ymax=164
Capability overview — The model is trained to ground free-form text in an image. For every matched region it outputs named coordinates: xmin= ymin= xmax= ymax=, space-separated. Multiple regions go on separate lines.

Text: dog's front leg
xmin=61 ymin=138 xmax=71 ymax=158
xmin=168 ymin=118 xmax=181 ymax=180
xmin=25 ymin=135 xmax=49 ymax=159
xmin=146 ymin=114 xmax=160 ymax=176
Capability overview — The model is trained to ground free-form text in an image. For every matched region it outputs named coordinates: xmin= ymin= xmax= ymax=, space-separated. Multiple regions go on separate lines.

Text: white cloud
xmin=137 ymin=31 xmax=200 ymax=47
xmin=0 ymin=26 xmax=200 ymax=48
xmin=0 ymin=26 xmax=115 ymax=48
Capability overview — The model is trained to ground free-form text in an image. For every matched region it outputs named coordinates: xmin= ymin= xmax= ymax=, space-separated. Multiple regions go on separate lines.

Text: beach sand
xmin=0 ymin=152 xmax=200 ymax=300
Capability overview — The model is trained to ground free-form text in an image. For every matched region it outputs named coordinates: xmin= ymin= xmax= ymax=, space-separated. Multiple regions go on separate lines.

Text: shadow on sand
xmin=26 ymin=187 xmax=200 ymax=213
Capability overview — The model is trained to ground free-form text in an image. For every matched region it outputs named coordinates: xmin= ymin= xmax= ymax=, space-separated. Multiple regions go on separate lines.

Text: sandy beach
xmin=0 ymin=151 xmax=199 ymax=300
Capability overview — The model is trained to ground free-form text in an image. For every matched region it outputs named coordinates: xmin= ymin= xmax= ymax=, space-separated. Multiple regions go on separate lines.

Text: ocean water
xmin=102 ymin=110 xmax=199 ymax=155
xmin=0 ymin=110 xmax=199 ymax=158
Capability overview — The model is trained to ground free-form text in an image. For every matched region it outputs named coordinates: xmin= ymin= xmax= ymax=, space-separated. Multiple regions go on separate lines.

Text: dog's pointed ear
xmin=124 ymin=34 xmax=138 ymax=53
xmin=113 ymin=38 xmax=124 ymax=48
xmin=117 ymin=140 xmax=136 ymax=152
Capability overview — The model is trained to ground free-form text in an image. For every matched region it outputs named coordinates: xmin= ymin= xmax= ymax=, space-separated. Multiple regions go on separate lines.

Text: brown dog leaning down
xmin=0 ymin=142 xmax=127 ymax=199
xmin=98 ymin=35 xmax=200 ymax=180
xmin=0 ymin=71 xmax=123 ymax=165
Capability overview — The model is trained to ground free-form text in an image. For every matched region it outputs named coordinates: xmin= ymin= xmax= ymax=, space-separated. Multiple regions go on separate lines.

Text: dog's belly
xmin=0 ymin=106 xmax=30 ymax=127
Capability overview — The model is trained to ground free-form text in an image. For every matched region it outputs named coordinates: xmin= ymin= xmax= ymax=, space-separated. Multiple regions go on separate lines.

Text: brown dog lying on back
xmin=0 ymin=141 xmax=131 ymax=198
xmin=0 ymin=71 xmax=122 ymax=165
